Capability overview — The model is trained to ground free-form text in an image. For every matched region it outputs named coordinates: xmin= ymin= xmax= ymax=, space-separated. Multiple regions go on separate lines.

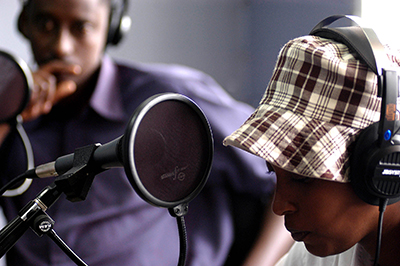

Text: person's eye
xmin=73 ymin=21 xmax=95 ymax=36
xmin=292 ymin=176 xmax=314 ymax=184
xmin=35 ymin=16 xmax=56 ymax=33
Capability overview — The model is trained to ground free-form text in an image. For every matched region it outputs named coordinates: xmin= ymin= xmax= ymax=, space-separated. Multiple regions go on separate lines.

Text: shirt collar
xmin=90 ymin=54 xmax=125 ymax=121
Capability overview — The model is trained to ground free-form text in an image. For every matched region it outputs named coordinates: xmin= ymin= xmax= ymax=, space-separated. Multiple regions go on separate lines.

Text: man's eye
xmin=35 ymin=17 xmax=56 ymax=33
xmin=293 ymin=177 xmax=313 ymax=184
xmin=73 ymin=22 xmax=95 ymax=35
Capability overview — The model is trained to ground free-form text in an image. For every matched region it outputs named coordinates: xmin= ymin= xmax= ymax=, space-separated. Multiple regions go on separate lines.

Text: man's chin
xmin=304 ymin=242 xmax=351 ymax=258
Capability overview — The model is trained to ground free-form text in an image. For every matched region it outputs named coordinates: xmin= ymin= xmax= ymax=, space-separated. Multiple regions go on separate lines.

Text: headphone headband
xmin=310 ymin=15 xmax=388 ymax=75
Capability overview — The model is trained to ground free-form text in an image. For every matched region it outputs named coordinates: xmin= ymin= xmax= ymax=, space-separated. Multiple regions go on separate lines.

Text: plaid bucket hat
xmin=224 ymin=35 xmax=400 ymax=182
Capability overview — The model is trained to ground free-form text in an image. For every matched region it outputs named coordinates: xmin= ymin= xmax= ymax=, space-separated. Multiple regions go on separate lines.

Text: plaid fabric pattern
xmin=224 ymin=35 xmax=386 ymax=182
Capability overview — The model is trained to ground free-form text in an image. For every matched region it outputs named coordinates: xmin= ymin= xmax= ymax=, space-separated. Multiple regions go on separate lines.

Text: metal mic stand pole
xmin=0 ymin=183 xmax=62 ymax=258
xmin=0 ymin=182 xmax=88 ymax=266
xmin=0 ymin=182 xmax=88 ymax=265
xmin=0 ymin=143 xmax=101 ymax=265
xmin=32 ymin=211 xmax=88 ymax=266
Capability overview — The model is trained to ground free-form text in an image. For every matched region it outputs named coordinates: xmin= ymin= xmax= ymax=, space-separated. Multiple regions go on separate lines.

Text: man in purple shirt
xmin=0 ymin=0 xmax=291 ymax=265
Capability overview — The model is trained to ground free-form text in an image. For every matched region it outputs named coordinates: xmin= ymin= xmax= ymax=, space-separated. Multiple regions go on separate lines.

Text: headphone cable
xmin=373 ymin=197 xmax=388 ymax=266
xmin=1 ymin=116 xmax=34 ymax=196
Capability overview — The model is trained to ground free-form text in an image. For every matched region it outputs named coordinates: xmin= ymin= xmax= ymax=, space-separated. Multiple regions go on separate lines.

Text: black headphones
xmin=107 ymin=0 xmax=132 ymax=46
xmin=310 ymin=15 xmax=400 ymax=206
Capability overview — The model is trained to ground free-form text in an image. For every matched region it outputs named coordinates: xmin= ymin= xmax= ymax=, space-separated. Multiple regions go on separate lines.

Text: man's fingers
xmin=40 ymin=61 xmax=82 ymax=76
xmin=19 ymin=61 xmax=82 ymax=122
xmin=54 ymin=80 xmax=77 ymax=103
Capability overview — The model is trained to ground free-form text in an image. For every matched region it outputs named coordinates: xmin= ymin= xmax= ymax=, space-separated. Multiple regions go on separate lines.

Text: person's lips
xmin=288 ymin=229 xmax=310 ymax=242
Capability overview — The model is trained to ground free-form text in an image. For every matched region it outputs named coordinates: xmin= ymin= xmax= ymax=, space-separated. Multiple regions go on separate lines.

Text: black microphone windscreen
xmin=123 ymin=93 xmax=213 ymax=208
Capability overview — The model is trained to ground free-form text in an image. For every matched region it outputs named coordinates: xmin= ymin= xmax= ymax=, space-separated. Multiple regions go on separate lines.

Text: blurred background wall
xmin=1 ymin=0 xmax=361 ymax=107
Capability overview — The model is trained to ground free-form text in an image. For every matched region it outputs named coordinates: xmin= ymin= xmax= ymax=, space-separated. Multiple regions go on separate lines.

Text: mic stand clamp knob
xmin=31 ymin=212 xmax=54 ymax=237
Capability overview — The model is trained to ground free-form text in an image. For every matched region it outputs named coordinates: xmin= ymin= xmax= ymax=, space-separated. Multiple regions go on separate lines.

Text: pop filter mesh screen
xmin=133 ymin=99 xmax=211 ymax=203
xmin=0 ymin=54 xmax=27 ymax=121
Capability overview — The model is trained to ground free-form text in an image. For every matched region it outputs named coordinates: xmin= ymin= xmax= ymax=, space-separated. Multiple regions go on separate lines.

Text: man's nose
xmin=272 ymin=179 xmax=297 ymax=216
xmin=53 ymin=28 xmax=74 ymax=58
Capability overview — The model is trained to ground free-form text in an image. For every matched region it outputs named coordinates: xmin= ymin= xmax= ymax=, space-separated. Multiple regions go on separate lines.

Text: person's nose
xmin=53 ymin=27 xmax=74 ymax=58
xmin=272 ymin=178 xmax=297 ymax=216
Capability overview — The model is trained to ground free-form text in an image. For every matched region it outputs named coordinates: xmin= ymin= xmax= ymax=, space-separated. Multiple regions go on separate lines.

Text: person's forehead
xmin=27 ymin=0 xmax=110 ymax=21
xmin=27 ymin=0 xmax=109 ymax=13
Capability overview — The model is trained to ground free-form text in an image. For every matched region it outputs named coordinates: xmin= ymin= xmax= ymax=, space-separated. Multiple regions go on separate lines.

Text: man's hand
xmin=21 ymin=61 xmax=81 ymax=122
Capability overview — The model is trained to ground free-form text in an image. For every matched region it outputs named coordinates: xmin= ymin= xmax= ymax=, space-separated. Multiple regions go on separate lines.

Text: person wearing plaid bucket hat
xmin=224 ymin=17 xmax=400 ymax=266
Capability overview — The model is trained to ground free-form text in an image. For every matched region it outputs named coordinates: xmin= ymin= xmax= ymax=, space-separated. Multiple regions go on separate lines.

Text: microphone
xmin=23 ymin=93 xmax=214 ymax=208
xmin=29 ymin=136 xmax=123 ymax=179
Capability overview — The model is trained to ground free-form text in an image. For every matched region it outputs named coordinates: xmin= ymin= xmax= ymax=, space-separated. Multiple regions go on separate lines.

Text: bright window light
xmin=361 ymin=0 xmax=400 ymax=48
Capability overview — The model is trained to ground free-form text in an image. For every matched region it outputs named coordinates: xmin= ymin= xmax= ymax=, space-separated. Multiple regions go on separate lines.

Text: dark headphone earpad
xmin=107 ymin=0 xmax=129 ymax=46
xmin=350 ymin=122 xmax=400 ymax=205
xmin=350 ymin=122 xmax=381 ymax=205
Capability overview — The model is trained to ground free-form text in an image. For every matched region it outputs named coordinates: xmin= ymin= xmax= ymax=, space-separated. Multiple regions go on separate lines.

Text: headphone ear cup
xmin=107 ymin=0 xmax=131 ymax=46
xmin=351 ymin=123 xmax=381 ymax=205
xmin=350 ymin=122 xmax=400 ymax=205
xmin=107 ymin=3 xmax=121 ymax=45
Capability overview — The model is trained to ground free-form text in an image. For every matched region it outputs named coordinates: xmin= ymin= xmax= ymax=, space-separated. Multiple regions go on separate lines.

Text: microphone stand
xmin=0 ymin=142 xmax=198 ymax=266
xmin=0 ymin=143 xmax=102 ymax=265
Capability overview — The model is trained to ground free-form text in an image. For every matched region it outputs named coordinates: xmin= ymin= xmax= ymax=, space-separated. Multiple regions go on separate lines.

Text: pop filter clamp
xmin=0 ymin=93 xmax=214 ymax=266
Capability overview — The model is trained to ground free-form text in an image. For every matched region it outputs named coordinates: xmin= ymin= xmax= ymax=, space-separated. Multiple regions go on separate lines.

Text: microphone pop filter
xmin=0 ymin=50 xmax=32 ymax=124
xmin=122 ymin=93 xmax=213 ymax=208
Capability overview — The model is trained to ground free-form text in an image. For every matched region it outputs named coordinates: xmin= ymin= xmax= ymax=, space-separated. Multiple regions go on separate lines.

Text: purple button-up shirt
xmin=0 ymin=55 xmax=274 ymax=266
